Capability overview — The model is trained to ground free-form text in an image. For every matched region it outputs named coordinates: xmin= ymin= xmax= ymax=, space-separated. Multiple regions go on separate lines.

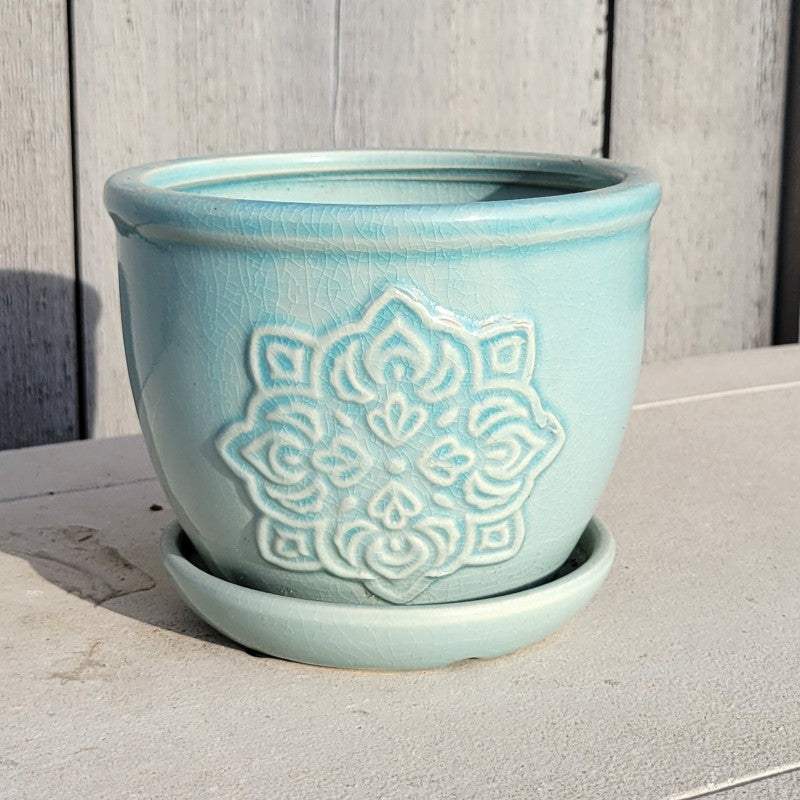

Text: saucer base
xmin=160 ymin=518 xmax=615 ymax=670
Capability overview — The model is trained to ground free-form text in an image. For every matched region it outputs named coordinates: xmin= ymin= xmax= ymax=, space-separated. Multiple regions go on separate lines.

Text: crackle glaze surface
xmin=105 ymin=150 xmax=660 ymax=606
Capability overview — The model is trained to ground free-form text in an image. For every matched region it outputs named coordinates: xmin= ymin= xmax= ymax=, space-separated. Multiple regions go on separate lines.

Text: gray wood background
xmin=1 ymin=0 xmax=77 ymax=449
xmin=1 ymin=0 xmax=794 ymax=449
xmin=611 ymin=0 xmax=791 ymax=361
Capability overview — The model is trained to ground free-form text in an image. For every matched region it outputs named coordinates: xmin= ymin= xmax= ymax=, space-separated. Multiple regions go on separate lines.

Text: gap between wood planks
xmin=631 ymin=379 xmax=800 ymax=411
xmin=663 ymin=761 xmax=800 ymax=800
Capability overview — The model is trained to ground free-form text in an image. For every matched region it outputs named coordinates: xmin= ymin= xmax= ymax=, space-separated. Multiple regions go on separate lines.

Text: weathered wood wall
xmin=72 ymin=0 xmax=607 ymax=439
xmin=0 ymin=0 xmax=78 ymax=449
xmin=611 ymin=0 xmax=791 ymax=361
xmin=0 ymin=0 xmax=794 ymax=449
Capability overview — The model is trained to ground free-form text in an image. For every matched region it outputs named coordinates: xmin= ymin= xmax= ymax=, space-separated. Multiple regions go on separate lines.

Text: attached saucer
xmin=161 ymin=518 xmax=615 ymax=670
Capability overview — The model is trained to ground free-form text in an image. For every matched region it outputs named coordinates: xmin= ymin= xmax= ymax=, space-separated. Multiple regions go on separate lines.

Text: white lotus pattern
xmin=217 ymin=287 xmax=566 ymax=603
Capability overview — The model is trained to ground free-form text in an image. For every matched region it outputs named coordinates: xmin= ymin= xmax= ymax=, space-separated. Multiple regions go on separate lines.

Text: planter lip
xmin=104 ymin=149 xmax=661 ymax=254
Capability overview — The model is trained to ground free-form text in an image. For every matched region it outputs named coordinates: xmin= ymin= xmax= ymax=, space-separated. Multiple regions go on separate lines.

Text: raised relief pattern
xmin=218 ymin=287 xmax=565 ymax=603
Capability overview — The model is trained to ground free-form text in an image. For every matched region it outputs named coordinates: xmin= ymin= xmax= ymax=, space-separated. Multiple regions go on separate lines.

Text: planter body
xmin=105 ymin=151 xmax=660 ymax=606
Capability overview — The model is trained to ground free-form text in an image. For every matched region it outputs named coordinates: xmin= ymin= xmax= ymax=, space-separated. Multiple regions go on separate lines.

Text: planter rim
xmin=105 ymin=149 xmax=661 ymax=253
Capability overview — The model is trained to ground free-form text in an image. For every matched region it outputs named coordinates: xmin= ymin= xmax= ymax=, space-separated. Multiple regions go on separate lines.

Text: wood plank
xmin=72 ymin=0 xmax=607 ymax=438
xmin=610 ymin=0 xmax=791 ymax=360
xmin=71 ymin=0 xmax=338 ymax=438
xmin=333 ymin=0 xmax=607 ymax=153
xmin=0 ymin=0 xmax=77 ymax=449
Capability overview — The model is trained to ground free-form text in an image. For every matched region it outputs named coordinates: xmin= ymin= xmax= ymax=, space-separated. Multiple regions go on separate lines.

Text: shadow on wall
xmin=0 ymin=270 xmax=100 ymax=450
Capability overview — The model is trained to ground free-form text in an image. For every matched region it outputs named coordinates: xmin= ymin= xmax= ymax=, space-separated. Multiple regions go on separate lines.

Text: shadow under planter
xmin=0 ymin=516 xmax=266 ymax=658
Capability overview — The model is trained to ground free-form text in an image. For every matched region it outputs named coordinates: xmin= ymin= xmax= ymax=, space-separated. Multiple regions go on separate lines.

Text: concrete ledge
xmin=2 ymin=347 xmax=799 ymax=799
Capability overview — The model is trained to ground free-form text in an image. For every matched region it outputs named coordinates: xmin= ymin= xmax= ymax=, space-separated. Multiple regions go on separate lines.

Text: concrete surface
xmin=1 ymin=345 xmax=799 ymax=799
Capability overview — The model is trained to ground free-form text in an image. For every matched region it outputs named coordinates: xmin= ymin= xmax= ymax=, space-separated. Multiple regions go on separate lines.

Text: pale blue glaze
xmin=105 ymin=150 xmax=660 ymax=607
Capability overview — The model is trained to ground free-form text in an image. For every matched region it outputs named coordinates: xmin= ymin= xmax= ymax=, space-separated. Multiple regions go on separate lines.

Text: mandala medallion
xmin=218 ymin=287 xmax=566 ymax=603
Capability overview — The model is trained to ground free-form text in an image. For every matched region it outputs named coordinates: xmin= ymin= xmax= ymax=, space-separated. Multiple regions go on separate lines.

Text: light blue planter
xmin=106 ymin=150 xmax=659 ymax=667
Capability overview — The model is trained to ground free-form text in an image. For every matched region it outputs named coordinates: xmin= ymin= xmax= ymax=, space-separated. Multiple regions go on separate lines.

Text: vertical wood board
xmin=333 ymin=0 xmax=608 ymax=153
xmin=0 ymin=0 xmax=77 ymax=450
xmin=611 ymin=0 xmax=791 ymax=360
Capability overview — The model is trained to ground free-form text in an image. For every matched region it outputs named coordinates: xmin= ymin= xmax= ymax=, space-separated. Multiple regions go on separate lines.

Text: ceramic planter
xmin=105 ymin=150 xmax=660 ymax=668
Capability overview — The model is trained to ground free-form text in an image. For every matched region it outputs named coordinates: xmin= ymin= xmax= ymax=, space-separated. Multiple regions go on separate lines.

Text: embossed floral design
xmin=218 ymin=287 xmax=566 ymax=603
